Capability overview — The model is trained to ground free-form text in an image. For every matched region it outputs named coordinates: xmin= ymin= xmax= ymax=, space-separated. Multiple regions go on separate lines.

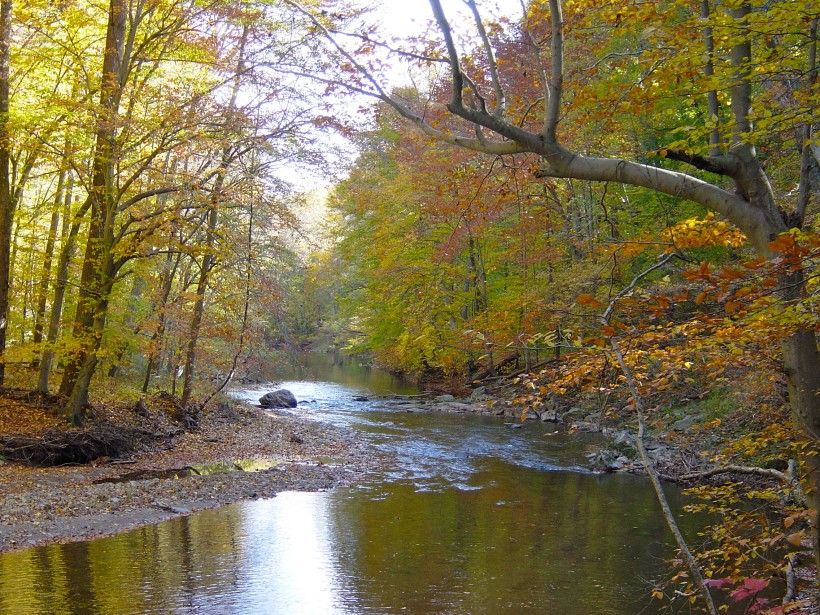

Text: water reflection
xmin=0 ymin=355 xmax=706 ymax=614
xmin=0 ymin=465 xmax=696 ymax=615
xmin=255 ymin=351 xmax=419 ymax=397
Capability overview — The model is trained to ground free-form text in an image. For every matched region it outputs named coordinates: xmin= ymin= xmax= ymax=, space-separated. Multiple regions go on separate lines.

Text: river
xmin=0 ymin=354 xmax=701 ymax=614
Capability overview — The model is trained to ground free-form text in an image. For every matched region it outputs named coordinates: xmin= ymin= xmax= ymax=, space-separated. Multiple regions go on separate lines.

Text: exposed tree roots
xmin=0 ymin=421 xmax=163 ymax=466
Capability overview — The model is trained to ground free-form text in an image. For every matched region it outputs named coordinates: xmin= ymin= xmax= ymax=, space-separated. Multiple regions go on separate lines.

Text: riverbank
xmin=0 ymin=394 xmax=378 ymax=553
xmin=401 ymin=381 xmax=814 ymax=497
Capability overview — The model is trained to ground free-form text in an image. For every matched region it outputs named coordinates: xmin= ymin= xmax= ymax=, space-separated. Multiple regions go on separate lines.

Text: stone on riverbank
xmin=259 ymin=390 xmax=298 ymax=409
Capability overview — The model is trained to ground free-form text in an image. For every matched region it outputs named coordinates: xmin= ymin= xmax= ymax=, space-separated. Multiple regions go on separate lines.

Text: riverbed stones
xmin=259 ymin=389 xmax=298 ymax=408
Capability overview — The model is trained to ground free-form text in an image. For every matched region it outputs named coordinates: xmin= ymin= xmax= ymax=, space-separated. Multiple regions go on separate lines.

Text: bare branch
xmin=544 ymin=0 xmax=564 ymax=142
xmin=465 ymin=0 xmax=505 ymax=118
xmin=602 ymin=254 xmax=719 ymax=615
xmin=519 ymin=0 xmax=550 ymax=129
xmin=602 ymin=252 xmax=677 ymax=322
xmin=680 ymin=464 xmax=796 ymax=484
xmin=663 ymin=149 xmax=738 ymax=177
xmin=429 ymin=0 xmax=464 ymax=110
xmin=326 ymin=27 xmax=447 ymax=65
xmin=283 ymin=0 xmax=391 ymax=101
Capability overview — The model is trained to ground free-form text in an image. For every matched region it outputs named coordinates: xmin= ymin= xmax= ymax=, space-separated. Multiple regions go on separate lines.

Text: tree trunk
xmin=180 ymin=23 xmax=247 ymax=407
xmin=778 ymin=269 xmax=820 ymax=577
xmin=142 ymin=250 xmax=179 ymax=393
xmin=58 ymin=0 xmax=126 ymax=424
xmin=36 ymin=173 xmax=82 ymax=394
xmin=0 ymin=0 xmax=12 ymax=386
xmin=31 ymin=168 xmax=65 ymax=366
xmin=180 ymin=202 xmax=218 ymax=406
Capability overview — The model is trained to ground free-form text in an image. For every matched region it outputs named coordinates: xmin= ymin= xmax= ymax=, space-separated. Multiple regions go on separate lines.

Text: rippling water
xmin=0 ymin=354 xmax=703 ymax=614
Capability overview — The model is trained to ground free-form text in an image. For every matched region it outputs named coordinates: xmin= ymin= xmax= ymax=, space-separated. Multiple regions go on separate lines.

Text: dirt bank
xmin=0 ymin=395 xmax=379 ymax=552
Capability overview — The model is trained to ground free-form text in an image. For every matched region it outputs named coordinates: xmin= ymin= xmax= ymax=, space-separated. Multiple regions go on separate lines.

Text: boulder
xmin=672 ymin=415 xmax=699 ymax=431
xmin=586 ymin=448 xmax=630 ymax=472
xmin=259 ymin=389 xmax=298 ymax=409
xmin=435 ymin=394 xmax=455 ymax=402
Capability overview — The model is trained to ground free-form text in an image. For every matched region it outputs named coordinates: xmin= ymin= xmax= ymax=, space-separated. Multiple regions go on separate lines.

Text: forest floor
xmin=0 ymin=390 xmax=378 ymax=553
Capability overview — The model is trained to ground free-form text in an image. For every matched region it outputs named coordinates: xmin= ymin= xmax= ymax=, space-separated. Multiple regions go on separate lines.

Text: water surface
xmin=0 ymin=353 xmax=700 ymax=614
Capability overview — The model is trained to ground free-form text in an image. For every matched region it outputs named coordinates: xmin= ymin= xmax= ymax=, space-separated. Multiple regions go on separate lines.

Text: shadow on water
xmin=0 ymin=353 xmax=710 ymax=614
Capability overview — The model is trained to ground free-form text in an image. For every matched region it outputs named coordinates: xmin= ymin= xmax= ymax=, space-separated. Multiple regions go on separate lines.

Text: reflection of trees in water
xmin=0 ymin=506 xmax=247 ymax=614
xmin=326 ymin=464 xmax=690 ymax=614
xmin=261 ymin=351 xmax=419 ymax=397
xmin=0 ymin=447 xmax=707 ymax=614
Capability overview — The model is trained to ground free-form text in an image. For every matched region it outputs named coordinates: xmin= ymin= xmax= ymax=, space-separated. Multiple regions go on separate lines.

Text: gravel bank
xmin=0 ymin=399 xmax=379 ymax=552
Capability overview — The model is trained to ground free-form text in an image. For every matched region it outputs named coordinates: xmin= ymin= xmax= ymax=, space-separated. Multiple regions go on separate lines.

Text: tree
xmin=0 ymin=0 xmax=11 ymax=386
xmin=56 ymin=0 xmax=128 ymax=423
xmin=288 ymin=0 xmax=819 ymax=574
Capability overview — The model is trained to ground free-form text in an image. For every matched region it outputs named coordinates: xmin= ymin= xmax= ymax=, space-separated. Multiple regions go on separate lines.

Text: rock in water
xmin=259 ymin=389 xmax=298 ymax=408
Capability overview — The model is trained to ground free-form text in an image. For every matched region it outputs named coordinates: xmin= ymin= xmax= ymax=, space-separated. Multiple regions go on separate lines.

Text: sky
xmin=278 ymin=0 xmax=524 ymax=231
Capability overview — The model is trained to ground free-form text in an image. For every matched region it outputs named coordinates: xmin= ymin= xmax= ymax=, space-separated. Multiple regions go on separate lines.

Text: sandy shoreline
xmin=0 ymin=399 xmax=379 ymax=553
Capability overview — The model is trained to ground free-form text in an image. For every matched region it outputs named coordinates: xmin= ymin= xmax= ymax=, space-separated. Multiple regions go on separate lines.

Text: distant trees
xmin=287 ymin=0 xmax=819 ymax=594
xmin=290 ymin=0 xmax=818 ymax=435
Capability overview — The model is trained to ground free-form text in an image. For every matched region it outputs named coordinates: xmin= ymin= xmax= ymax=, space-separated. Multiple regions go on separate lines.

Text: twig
xmin=783 ymin=553 xmax=797 ymax=604
xmin=680 ymin=464 xmax=793 ymax=483
xmin=602 ymin=253 xmax=719 ymax=615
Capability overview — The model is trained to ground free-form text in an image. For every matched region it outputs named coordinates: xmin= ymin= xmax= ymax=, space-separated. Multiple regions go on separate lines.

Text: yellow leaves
xmin=662 ymin=214 xmax=746 ymax=249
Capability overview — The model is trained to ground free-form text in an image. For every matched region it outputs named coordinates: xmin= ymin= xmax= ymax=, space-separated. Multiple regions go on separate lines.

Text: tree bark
xmin=779 ymin=270 xmax=820 ymax=579
xmin=58 ymin=0 xmax=126 ymax=424
xmin=141 ymin=249 xmax=179 ymax=393
xmin=180 ymin=23 xmax=247 ymax=407
xmin=36 ymin=174 xmax=83 ymax=394
xmin=0 ymin=0 xmax=12 ymax=385
xmin=31 ymin=167 xmax=65 ymax=366
xmin=180 ymin=192 xmax=219 ymax=407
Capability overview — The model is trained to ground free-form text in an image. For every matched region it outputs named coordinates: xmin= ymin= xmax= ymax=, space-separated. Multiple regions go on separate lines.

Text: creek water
xmin=0 ymin=354 xmax=702 ymax=614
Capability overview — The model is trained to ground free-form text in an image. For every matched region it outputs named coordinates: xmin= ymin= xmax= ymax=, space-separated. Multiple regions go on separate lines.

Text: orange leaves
xmin=575 ymin=293 xmax=602 ymax=308
xmin=785 ymin=531 xmax=806 ymax=547
xmin=683 ymin=260 xmax=712 ymax=282
xmin=768 ymin=230 xmax=819 ymax=274
xmin=768 ymin=231 xmax=797 ymax=254
xmin=723 ymin=301 xmax=742 ymax=315
xmin=783 ymin=509 xmax=812 ymax=530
